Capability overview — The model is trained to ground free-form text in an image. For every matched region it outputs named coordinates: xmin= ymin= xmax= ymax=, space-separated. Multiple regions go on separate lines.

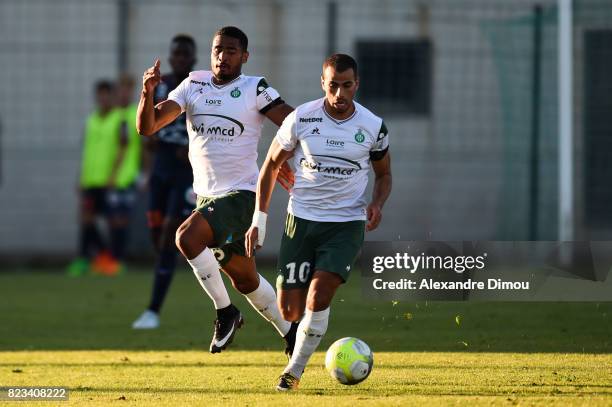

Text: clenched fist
xmin=142 ymin=59 xmax=161 ymax=94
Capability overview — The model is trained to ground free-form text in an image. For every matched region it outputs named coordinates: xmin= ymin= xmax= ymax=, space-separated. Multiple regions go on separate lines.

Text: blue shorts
xmin=107 ymin=186 xmax=136 ymax=217
xmin=147 ymin=172 xmax=195 ymax=228
xmin=82 ymin=186 xmax=136 ymax=217
xmin=81 ymin=188 xmax=108 ymax=216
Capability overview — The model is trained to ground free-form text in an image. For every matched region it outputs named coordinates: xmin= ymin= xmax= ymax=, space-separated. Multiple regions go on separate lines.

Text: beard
xmin=213 ymin=66 xmax=240 ymax=82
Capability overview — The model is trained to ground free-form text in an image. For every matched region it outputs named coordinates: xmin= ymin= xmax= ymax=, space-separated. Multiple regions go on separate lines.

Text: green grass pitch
xmin=0 ymin=267 xmax=611 ymax=405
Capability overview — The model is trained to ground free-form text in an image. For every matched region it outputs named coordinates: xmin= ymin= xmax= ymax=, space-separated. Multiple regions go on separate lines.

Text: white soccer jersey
xmin=275 ymin=97 xmax=389 ymax=222
xmin=168 ymin=70 xmax=282 ymax=197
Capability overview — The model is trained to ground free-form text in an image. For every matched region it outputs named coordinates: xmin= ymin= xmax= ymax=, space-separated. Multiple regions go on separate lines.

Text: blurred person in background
xmin=104 ymin=73 xmax=142 ymax=275
xmin=66 ymin=80 xmax=117 ymax=276
xmin=66 ymin=77 xmax=141 ymax=277
xmin=132 ymin=34 xmax=197 ymax=329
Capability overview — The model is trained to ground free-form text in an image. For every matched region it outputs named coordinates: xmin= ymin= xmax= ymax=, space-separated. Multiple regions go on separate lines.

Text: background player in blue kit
xmin=132 ymin=35 xmax=197 ymax=329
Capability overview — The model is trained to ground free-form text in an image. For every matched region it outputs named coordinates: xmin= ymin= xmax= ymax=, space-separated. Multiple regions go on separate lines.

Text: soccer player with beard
xmin=132 ymin=35 xmax=198 ymax=329
xmin=245 ymin=54 xmax=392 ymax=391
xmin=137 ymin=27 xmax=297 ymax=354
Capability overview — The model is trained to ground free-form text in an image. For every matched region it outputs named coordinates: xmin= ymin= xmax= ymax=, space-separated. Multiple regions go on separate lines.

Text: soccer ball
xmin=324 ymin=337 xmax=373 ymax=385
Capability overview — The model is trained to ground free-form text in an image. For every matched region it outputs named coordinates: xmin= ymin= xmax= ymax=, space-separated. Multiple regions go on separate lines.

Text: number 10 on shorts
xmin=285 ymin=261 xmax=311 ymax=283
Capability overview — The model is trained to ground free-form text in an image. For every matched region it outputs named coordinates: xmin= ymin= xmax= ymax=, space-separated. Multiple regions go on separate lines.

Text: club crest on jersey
xmin=230 ymin=87 xmax=241 ymax=98
xmin=354 ymin=129 xmax=365 ymax=143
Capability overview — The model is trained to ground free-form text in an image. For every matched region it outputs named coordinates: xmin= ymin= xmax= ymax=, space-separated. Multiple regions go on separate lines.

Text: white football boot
xmin=132 ymin=310 xmax=160 ymax=329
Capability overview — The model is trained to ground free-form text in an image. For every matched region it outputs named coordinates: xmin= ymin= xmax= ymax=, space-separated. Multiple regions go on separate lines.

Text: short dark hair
xmin=95 ymin=79 xmax=114 ymax=93
xmin=323 ymin=54 xmax=358 ymax=78
xmin=172 ymin=33 xmax=197 ymax=51
xmin=214 ymin=26 xmax=248 ymax=50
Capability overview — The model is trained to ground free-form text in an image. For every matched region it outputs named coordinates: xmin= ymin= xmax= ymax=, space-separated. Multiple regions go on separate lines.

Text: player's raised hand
xmin=245 ymin=226 xmax=260 ymax=258
xmin=366 ymin=203 xmax=382 ymax=231
xmin=142 ymin=59 xmax=161 ymax=94
xmin=277 ymin=162 xmax=295 ymax=192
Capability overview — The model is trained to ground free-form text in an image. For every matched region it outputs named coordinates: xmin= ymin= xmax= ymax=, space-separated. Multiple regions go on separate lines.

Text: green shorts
xmin=194 ymin=190 xmax=255 ymax=266
xmin=276 ymin=213 xmax=365 ymax=290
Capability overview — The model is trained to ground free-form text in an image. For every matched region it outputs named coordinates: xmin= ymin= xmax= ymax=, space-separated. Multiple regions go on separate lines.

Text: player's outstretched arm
xmin=136 ymin=59 xmax=182 ymax=136
xmin=367 ymin=152 xmax=392 ymax=231
xmin=245 ymin=138 xmax=294 ymax=256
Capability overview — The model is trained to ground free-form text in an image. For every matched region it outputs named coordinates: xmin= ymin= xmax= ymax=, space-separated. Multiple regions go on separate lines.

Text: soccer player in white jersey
xmin=246 ymin=54 xmax=392 ymax=391
xmin=137 ymin=27 xmax=297 ymax=355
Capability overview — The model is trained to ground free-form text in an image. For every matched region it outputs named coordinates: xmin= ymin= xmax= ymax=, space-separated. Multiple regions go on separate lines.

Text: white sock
xmin=244 ymin=274 xmax=290 ymax=336
xmin=285 ymin=307 xmax=330 ymax=378
xmin=187 ymin=248 xmax=231 ymax=310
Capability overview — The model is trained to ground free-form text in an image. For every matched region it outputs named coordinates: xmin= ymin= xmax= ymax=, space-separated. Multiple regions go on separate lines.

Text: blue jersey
xmin=152 ymin=74 xmax=192 ymax=175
